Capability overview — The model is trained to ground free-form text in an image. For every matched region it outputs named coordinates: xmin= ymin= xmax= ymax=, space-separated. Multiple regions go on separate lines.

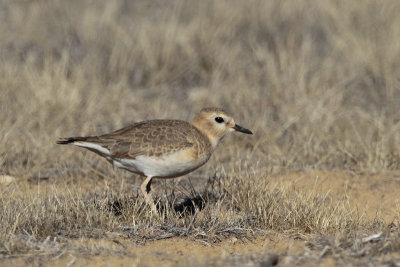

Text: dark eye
xmin=215 ymin=117 xmax=224 ymax=123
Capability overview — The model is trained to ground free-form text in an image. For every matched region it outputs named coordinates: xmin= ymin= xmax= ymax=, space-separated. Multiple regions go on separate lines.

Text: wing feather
xmin=93 ymin=120 xmax=195 ymax=159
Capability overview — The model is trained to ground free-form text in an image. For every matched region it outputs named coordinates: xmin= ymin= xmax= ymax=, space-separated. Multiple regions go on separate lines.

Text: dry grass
xmin=1 ymin=0 xmax=400 ymax=265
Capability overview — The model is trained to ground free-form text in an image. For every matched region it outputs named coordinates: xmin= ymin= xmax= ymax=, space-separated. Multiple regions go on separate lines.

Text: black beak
xmin=233 ymin=124 xmax=253 ymax=134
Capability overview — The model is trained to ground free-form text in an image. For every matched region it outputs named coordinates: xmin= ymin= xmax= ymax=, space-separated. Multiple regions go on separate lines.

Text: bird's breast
xmin=112 ymin=147 xmax=210 ymax=178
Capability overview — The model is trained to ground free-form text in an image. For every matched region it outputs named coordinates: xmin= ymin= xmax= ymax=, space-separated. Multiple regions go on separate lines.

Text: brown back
xmin=84 ymin=120 xmax=212 ymax=159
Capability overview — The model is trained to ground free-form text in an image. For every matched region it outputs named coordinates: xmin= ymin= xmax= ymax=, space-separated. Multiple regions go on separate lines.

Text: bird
xmin=57 ymin=107 xmax=253 ymax=213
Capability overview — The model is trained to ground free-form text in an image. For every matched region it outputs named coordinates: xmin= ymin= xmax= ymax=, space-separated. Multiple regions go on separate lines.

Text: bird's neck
xmin=191 ymin=120 xmax=220 ymax=150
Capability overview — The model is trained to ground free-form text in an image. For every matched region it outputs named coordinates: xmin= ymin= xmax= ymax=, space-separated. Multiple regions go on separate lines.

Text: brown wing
xmin=96 ymin=120 xmax=195 ymax=159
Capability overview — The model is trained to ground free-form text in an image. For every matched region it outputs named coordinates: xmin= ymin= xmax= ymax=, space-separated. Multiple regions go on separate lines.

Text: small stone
xmin=260 ymin=253 xmax=279 ymax=267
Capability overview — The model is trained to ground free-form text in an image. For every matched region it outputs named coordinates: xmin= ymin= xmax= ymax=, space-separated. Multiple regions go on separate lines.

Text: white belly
xmin=112 ymin=150 xmax=206 ymax=178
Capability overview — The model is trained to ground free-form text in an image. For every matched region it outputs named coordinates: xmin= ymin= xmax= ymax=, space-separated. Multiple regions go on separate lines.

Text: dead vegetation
xmin=1 ymin=0 xmax=400 ymax=265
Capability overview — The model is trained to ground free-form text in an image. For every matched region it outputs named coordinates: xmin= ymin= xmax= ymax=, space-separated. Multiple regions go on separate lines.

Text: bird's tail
xmin=56 ymin=136 xmax=91 ymax=145
xmin=56 ymin=136 xmax=111 ymax=156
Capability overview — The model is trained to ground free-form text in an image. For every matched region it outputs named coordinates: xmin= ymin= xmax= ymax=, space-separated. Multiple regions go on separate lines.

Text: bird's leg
xmin=140 ymin=176 xmax=157 ymax=214
xmin=146 ymin=178 xmax=152 ymax=193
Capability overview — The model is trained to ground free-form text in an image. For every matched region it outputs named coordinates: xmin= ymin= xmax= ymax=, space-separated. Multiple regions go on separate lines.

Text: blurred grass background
xmin=2 ymin=0 xmax=400 ymax=177
xmin=1 ymin=0 xmax=400 ymax=260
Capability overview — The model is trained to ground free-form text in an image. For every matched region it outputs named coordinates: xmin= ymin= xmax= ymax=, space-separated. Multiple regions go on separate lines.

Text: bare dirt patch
xmin=268 ymin=170 xmax=400 ymax=223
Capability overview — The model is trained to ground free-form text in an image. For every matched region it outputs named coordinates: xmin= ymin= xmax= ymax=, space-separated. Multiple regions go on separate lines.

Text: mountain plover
xmin=57 ymin=107 xmax=252 ymax=213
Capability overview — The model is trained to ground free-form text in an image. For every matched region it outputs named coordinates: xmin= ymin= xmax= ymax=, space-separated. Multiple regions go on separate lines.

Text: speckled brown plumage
xmin=58 ymin=120 xmax=213 ymax=162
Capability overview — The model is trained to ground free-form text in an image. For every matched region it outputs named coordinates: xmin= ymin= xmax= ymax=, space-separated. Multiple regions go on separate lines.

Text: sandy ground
xmin=1 ymin=170 xmax=400 ymax=266
xmin=269 ymin=170 xmax=400 ymax=224
xmin=1 ymin=236 xmax=302 ymax=267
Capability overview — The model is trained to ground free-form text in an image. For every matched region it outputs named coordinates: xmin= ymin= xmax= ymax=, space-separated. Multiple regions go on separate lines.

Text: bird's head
xmin=191 ymin=107 xmax=252 ymax=148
